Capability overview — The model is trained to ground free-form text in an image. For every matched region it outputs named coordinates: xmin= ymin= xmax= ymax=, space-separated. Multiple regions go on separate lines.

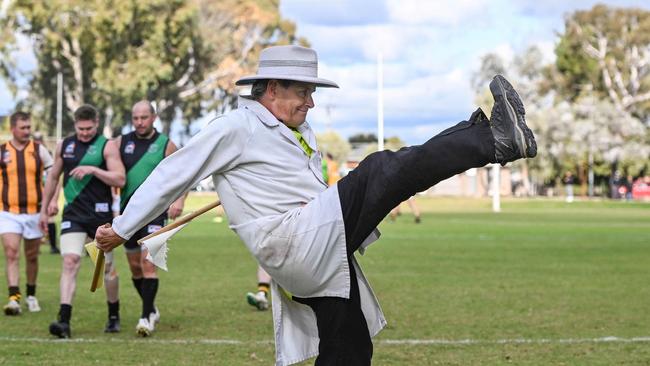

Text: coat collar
xmin=237 ymin=96 xmax=318 ymax=156
xmin=238 ymin=96 xmax=279 ymax=127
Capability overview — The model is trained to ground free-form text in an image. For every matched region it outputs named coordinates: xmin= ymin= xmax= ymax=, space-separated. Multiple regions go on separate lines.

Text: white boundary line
xmin=2 ymin=336 xmax=650 ymax=346
xmin=379 ymin=337 xmax=650 ymax=345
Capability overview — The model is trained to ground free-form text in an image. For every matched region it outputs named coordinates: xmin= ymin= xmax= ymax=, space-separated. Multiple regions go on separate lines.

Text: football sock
xmin=132 ymin=277 xmax=144 ymax=299
xmin=26 ymin=284 xmax=36 ymax=297
xmin=107 ymin=300 xmax=120 ymax=319
xmin=47 ymin=222 xmax=57 ymax=249
xmin=141 ymin=278 xmax=159 ymax=318
xmin=8 ymin=286 xmax=20 ymax=300
xmin=59 ymin=304 xmax=72 ymax=324
xmin=258 ymin=282 xmax=270 ymax=295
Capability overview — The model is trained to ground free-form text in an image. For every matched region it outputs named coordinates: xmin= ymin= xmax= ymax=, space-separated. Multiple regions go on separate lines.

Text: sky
xmin=278 ymin=0 xmax=650 ymax=144
xmin=2 ymin=0 xmax=649 ymax=144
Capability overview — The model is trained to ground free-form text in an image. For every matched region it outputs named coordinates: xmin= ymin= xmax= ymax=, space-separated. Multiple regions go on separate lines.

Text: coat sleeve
xmin=112 ymin=113 xmax=250 ymax=239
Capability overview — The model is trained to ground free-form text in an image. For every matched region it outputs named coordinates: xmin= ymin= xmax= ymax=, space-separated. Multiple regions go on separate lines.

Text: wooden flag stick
xmin=90 ymin=200 xmax=221 ymax=292
xmin=90 ymin=222 xmax=114 ymax=292
xmin=90 ymin=249 xmax=105 ymax=292
xmin=137 ymin=200 xmax=221 ymax=245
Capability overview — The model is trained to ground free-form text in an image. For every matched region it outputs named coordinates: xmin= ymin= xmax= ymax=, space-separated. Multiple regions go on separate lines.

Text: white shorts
xmin=0 ymin=211 xmax=43 ymax=240
xmin=60 ymin=232 xmax=114 ymax=262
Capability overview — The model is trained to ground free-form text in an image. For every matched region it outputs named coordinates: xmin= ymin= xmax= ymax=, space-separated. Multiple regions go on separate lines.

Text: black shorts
xmin=60 ymin=218 xmax=107 ymax=239
xmin=123 ymin=217 xmax=166 ymax=253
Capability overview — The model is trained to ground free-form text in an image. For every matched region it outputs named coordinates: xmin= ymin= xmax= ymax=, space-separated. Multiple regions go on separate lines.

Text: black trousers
xmin=297 ymin=110 xmax=496 ymax=365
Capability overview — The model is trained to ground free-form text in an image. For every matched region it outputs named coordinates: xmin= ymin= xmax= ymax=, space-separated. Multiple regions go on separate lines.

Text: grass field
xmin=1 ymin=194 xmax=649 ymax=365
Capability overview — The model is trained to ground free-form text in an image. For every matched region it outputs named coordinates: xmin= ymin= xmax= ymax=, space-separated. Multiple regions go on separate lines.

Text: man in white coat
xmin=96 ymin=45 xmax=537 ymax=365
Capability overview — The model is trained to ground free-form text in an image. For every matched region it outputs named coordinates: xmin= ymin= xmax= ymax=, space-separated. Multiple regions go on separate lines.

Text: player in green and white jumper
xmin=39 ymin=105 xmax=125 ymax=338
xmin=116 ymin=101 xmax=185 ymax=336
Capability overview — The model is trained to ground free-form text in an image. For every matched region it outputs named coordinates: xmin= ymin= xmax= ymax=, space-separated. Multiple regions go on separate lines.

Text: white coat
xmin=112 ymin=97 xmax=386 ymax=365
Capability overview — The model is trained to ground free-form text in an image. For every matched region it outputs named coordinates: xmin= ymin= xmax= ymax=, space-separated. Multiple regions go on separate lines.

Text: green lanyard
xmin=290 ymin=128 xmax=313 ymax=158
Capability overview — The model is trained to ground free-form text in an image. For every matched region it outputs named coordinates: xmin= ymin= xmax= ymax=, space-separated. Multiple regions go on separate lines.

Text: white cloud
xmin=299 ymin=23 xmax=445 ymax=64
xmin=385 ymin=0 xmax=490 ymax=25
xmin=281 ymin=0 xmax=388 ymax=26
xmin=307 ymin=62 xmax=475 ymax=144
xmin=492 ymin=43 xmax=516 ymax=64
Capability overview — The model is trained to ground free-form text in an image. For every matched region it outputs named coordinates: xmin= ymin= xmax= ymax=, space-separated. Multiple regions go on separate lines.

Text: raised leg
xmin=338 ymin=109 xmax=495 ymax=253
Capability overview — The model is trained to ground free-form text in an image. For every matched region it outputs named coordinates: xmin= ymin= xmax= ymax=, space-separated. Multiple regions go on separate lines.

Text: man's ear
xmin=266 ymin=80 xmax=279 ymax=100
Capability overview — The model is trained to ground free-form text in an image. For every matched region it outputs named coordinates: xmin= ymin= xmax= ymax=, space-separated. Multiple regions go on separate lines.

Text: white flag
xmin=140 ymin=223 xmax=188 ymax=271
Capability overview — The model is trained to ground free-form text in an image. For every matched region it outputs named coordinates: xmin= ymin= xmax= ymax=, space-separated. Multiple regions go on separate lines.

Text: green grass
xmin=1 ymin=195 xmax=649 ymax=365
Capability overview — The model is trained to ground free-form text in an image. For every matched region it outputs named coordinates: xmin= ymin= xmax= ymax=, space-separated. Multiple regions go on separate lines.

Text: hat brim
xmin=235 ymin=74 xmax=339 ymax=88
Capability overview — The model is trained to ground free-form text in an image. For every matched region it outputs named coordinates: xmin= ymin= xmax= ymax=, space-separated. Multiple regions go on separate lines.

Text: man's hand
xmin=38 ymin=212 xmax=50 ymax=234
xmin=168 ymin=202 xmax=184 ymax=220
xmin=95 ymin=223 xmax=126 ymax=252
xmin=69 ymin=165 xmax=96 ymax=180
xmin=47 ymin=200 xmax=59 ymax=216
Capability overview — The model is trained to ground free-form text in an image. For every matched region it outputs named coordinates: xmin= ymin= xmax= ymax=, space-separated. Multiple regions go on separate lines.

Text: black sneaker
xmin=50 ymin=247 xmax=60 ymax=254
xmin=49 ymin=321 xmax=71 ymax=338
xmin=489 ymin=75 xmax=537 ymax=165
xmin=104 ymin=316 xmax=121 ymax=333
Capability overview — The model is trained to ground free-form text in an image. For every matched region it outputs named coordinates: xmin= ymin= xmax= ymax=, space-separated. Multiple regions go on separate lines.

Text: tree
xmin=348 ymin=133 xmax=378 ymax=144
xmin=1 ymin=0 xmax=306 ymax=138
xmin=554 ymin=4 xmax=650 ymax=122
xmin=538 ymin=96 xmax=649 ymax=193
xmin=471 ymin=53 xmax=506 ymax=94
xmin=181 ymin=0 xmax=307 ymax=115
xmin=549 ymin=4 xmax=650 ymax=192
xmin=0 ymin=0 xmax=207 ymax=136
xmin=316 ymin=130 xmax=351 ymax=163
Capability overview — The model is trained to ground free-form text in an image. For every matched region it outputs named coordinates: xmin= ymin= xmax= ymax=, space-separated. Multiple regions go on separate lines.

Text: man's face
xmin=11 ymin=119 xmax=31 ymax=144
xmin=267 ymin=81 xmax=316 ymax=128
xmin=75 ymin=119 xmax=99 ymax=143
xmin=131 ymin=104 xmax=156 ymax=138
